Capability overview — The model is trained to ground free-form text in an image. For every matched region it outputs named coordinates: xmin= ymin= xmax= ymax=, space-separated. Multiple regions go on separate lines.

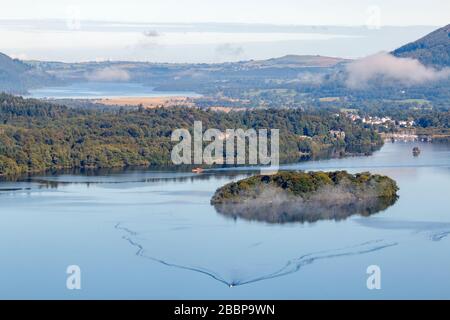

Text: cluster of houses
xmin=346 ymin=113 xmax=415 ymax=128
xmin=329 ymin=130 xmax=346 ymax=139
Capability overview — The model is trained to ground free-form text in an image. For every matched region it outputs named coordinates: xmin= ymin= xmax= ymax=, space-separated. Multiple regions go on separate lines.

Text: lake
xmin=27 ymin=82 xmax=201 ymax=99
xmin=0 ymin=141 xmax=450 ymax=299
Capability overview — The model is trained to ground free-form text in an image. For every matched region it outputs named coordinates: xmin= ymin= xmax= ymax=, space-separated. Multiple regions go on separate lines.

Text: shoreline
xmin=0 ymin=144 xmax=383 ymax=182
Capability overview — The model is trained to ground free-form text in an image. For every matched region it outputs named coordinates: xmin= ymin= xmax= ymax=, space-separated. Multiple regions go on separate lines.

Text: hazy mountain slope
xmin=0 ymin=53 xmax=32 ymax=92
xmin=392 ymin=24 xmax=450 ymax=68
xmin=0 ymin=53 xmax=31 ymax=74
xmin=246 ymin=55 xmax=349 ymax=68
xmin=0 ymin=52 xmax=56 ymax=93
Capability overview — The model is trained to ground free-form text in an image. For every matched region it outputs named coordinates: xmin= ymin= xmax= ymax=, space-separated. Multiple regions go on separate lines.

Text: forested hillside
xmin=392 ymin=24 xmax=450 ymax=67
xmin=0 ymin=94 xmax=382 ymax=177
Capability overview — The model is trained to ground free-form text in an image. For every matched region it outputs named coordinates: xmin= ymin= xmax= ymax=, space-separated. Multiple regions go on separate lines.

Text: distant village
xmin=345 ymin=113 xmax=415 ymax=128
xmin=341 ymin=111 xmax=432 ymax=142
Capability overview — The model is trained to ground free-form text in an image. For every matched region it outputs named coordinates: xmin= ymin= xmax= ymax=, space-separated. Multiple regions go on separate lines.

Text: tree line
xmin=0 ymin=93 xmax=382 ymax=177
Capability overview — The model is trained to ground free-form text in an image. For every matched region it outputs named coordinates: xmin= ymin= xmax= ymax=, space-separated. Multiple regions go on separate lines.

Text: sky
xmin=0 ymin=0 xmax=449 ymax=26
xmin=0 ymin=1 xmax=448 ymax=62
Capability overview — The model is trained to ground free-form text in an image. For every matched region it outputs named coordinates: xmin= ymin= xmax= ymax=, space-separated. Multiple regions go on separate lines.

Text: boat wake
xmin=355 ymin=218 xmax=450 ymax=242
xmin=114 ymin=222 xmax=397 ymax=287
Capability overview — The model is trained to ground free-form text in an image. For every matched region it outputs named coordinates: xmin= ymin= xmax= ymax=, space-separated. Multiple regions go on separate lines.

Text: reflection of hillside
xmin=27 ymin=168 xmax=253 ymax=189
xmin=214 ymin=196 xmax=398 ymax=224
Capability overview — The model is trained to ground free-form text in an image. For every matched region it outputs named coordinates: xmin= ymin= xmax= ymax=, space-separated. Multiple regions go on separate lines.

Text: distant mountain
xmin=245 ymin=55 xmax=348 ymax=68
xmin=0 ymin=53 xmax=31 ymax=75
xmin=0 ymin=53 xmax=32 ymax=93
xmin=0 ymin=52 xmax=56 ymax=93
xmin=392 ymin=24 xmax=450 ymax=68
xmin=26 ymin=54 xmax=351 ymax=87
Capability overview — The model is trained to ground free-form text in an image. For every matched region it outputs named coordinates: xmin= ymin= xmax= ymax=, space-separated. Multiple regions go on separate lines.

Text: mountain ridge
xmin=392 ymin=24 xmax=450 ymax=67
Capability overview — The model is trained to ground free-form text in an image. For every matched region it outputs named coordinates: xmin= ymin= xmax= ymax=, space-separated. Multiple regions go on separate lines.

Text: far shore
xmin=93 ymin=96 xmax=246 ymax=113
xmin=94 ymin=96 xmax=196 ymax=109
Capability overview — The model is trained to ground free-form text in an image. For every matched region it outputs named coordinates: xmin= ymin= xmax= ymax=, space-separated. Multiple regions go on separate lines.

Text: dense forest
xmin=0 ymin=93 xmax=382 ymax=177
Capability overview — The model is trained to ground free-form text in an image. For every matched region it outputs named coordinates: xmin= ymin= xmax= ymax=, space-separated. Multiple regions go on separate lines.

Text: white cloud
xmin=86 ymin=67 xmax=130 ymax=82
xmin=143 ymin=30 xmax=160 ymax=38
xmin=215 ymin=43 xmax=244 ymax=57
xmin=296 ymin=72 xmax=324 ymax=85
xmin=346 ymin=52 xmax=450 ymax=88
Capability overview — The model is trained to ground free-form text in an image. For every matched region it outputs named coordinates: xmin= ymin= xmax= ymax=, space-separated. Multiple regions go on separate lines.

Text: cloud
xmin=345 ymin=52 xmax=450 ymax=88
xmin=143 ymin=30 xmax=160 ymax=38
xmin=296 ymin=72 xmax=324 ymax=85
xmin=215 ymin=43 xmax=244 ymax=57
xmin=132 ymin=30 xmax=162 ymax=51
xmin=86 ymin=67 xmax=130 ymax=82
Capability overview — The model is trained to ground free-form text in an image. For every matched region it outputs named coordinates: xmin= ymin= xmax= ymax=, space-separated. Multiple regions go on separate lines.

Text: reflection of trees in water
xmin=2 ymin=143 xmax=381 ymax=185
xmin=214 ymin=196 xmax=398 ymax=224
xmin=300 ymin=144 xmax=382 ymax=162
xmin=23 ymin=170 xmax=253 ymax=189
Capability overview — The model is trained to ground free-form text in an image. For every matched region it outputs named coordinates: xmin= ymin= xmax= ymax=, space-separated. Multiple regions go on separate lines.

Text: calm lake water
xmin=0 ymin=142 xmax=450 ymax=299
xmin=27 ymin=82 xmax=201 ymax=99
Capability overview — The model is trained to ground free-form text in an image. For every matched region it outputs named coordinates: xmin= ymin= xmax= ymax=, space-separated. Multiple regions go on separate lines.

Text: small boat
xmin=412 ymin=147 xmax=421 ymax=156
xmin=191 ymin=167 xmax=204 ymax=174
